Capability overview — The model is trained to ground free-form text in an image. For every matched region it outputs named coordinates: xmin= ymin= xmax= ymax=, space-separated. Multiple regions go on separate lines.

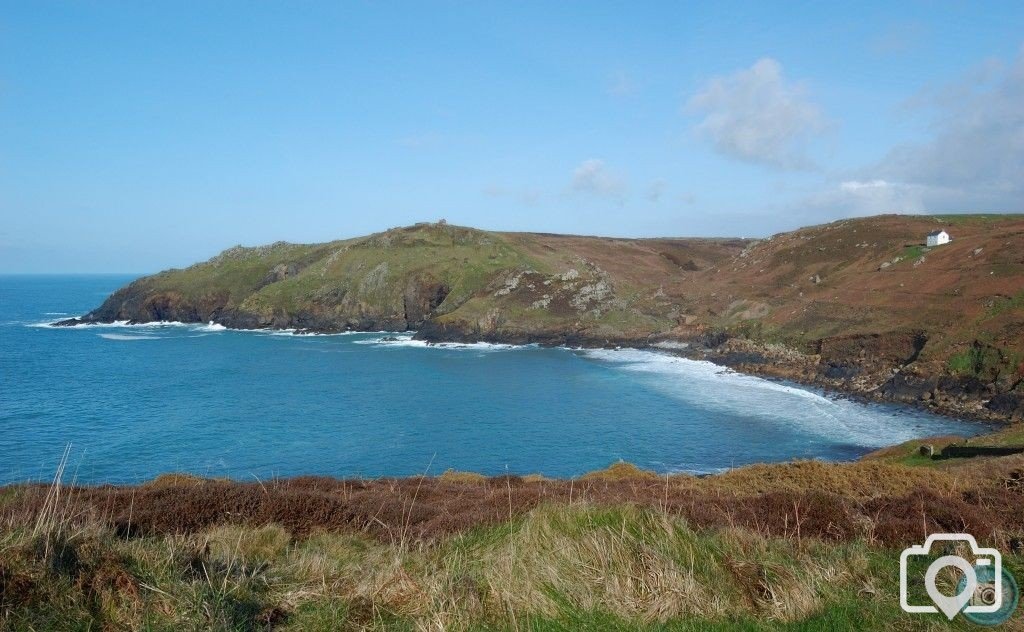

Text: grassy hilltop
xmin=81 ymin=221 xmax=745 ymax=342
xmin=69 ymin=214 xmax=1024 ymax=420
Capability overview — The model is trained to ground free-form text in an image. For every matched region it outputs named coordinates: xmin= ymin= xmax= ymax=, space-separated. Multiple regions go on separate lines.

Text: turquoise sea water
xmin=0 ymin=274 xmax=987 ymax=484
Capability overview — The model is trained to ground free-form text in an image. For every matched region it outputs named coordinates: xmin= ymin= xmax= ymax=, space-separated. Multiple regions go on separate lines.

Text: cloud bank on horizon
xmin=802 ymin=48 xmax=1024 ymax=220
xmin=0 ymin=3 xmax=1022 ymax=272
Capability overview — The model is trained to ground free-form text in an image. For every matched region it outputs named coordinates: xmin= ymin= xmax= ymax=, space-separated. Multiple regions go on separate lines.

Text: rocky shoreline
xmin=53 ymin=314 xmax=1024 ymax=424
xmin=413 ymin=322 xmax=1023 ymax=424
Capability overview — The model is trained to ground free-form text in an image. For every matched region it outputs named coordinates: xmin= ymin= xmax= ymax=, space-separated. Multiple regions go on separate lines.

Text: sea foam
xmin=354 ymin=334 xmax=524 ymax=351
xmin=30 ymin=319 xmax=191 ymax=329
xmin=97 ymin=333 xmax=162 ymax=341
xmin=578 ymin=348 xmax=952 ymax=449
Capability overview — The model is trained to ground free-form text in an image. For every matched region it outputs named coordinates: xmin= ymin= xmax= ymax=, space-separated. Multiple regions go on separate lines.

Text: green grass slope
xmin=82 ymin=221 xmax=746 ymax=339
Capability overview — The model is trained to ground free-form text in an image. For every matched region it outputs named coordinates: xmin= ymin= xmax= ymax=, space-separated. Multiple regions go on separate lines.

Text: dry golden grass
xmin=688 ymin=459 xmax=964 ymax=498
xmin=141 ymin=472 xmax=211 ymax=488
xmin=7 ymin=500 xmax=1004 ymax=631
xmin=579 ymin=461 xmax=660 ymax=481
xmin=4 ymin=443 xmax=1024 ymax=629
xmin=437 ymin=470 xmax=488 ymax=484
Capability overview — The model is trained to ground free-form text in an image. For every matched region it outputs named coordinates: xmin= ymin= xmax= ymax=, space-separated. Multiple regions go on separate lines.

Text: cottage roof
xmin=927 ymin=230 xmax=947 ymax=237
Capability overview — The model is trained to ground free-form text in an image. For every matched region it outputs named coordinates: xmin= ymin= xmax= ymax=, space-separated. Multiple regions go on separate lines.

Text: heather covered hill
xmin=685 ymin=214 xmax=1024 ymax=354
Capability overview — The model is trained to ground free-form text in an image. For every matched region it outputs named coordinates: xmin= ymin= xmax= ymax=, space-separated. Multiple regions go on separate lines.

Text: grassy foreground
xmin=3 ymin=428 xmax=1024 ymax=630
xmin=7 ymin=504 xmax=1019 ymax=632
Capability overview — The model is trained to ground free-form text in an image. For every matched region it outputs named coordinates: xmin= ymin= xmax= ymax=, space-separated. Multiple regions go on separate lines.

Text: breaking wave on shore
xmin=30 ymin=318 xmax=393 ymax=338
xmin=353 ymin=334 xmax=525 ymax=351
xmin=579 ymin=348 xmax=971 ymax=449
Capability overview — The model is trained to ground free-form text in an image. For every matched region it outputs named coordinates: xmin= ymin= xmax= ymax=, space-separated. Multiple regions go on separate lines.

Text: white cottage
xmin=926 ymin=230 xmax=950 ymax=247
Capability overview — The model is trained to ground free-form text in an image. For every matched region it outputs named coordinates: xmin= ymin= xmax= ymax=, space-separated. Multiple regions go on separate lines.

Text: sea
xmin=0 ymin=274 xmax=988 ymax=484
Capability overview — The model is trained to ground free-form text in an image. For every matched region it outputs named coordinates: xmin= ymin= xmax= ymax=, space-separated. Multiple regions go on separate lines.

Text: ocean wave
xmin=97 ymin=333 xmax=162 ymax=341
xmin=29 ymin=319 xmax=191 ymax=329
xmin=577 ymin=348 xmax=963 ymax=448
xmin=352 ymin=335 xmax=426 ymax=347
xmin=582 ymin=348 xmax=830 ymax=402
xmin=353 ymin=335 xmax=524 ymax=351
xmin=263 ymin=329 xmax=393 ymax=337
xmin=668 ymin=465 xmax=733 ymax=476
xmin=27 ymin=318 xmax=399 ymax=339
xmin=30 ymin=319 xmax=231 ymax=334
xmin=304 ymin=329 xmax=396 ymax=337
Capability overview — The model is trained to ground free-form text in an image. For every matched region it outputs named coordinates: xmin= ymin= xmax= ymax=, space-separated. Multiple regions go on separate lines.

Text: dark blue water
xmin=0 ymin=275 xmax=986 ymax=484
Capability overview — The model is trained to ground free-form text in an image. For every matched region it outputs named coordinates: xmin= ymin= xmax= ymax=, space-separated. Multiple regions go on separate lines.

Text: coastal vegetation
xmin=3 ymin=426 xmax=1023 ymax=630
xmin=22 ymin=213 xmax=1024 ymax=628
xmin=57 ymin=214 xmax=1024 ymax=423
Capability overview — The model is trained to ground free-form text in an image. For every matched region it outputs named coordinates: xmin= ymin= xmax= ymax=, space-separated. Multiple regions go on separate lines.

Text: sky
xmin=2 ymin=2 xmax=1023 ymax=272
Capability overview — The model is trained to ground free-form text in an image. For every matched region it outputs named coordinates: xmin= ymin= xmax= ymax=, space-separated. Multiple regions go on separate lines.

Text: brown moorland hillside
xmin=656 ymin=214 xmax=1024 ymax=420
xmin=678 ymin=214 xmax=1024 ymax=354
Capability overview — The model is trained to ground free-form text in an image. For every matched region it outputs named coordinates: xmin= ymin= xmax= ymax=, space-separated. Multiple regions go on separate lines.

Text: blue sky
xmin=2 ymin=2 xmax=1022 ymax=272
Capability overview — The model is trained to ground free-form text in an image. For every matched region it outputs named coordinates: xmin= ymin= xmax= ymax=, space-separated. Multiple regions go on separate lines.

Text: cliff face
xmin=60 ymin=215 xmax=1024 ymax=421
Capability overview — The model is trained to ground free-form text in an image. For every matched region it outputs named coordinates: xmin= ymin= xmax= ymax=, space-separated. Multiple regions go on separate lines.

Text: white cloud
xmin=869 ymin=48 xmax=1024 ymax=211
xmin=484 ymin=159 xmax=630 ymax=207
xmin=571 ymin=159 xmax=627 ymax=200
xmin=838 ymin=180 xmax=887 ymax=191
xmin=789 ymin=47 xmax=1024 ymax=221
xmin=827 ymin=179 xmax=926 ymax=216
xmin=687 ymin=58 xmax=827 ymax=169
